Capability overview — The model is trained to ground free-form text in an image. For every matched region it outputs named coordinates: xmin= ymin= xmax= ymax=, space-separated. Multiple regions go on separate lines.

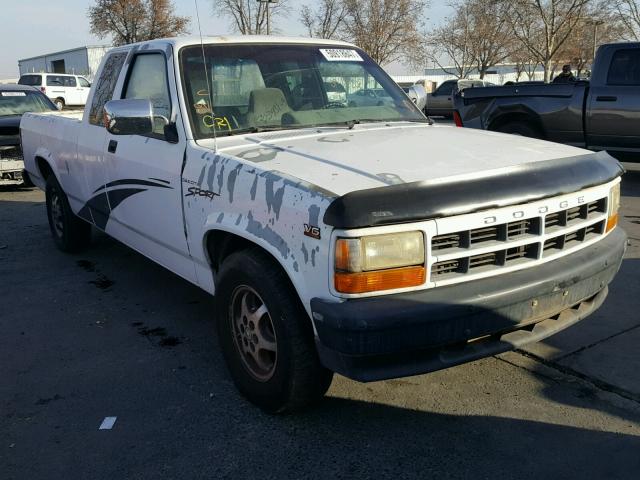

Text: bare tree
xmin=505 ymin=0 xmax=592 ymax=82
xmin=507 ymin=42 xmax=541 ymax=80
xmin=300 ymin=0 xmax=347 ymax=38
xmin=426 ymin=7 xmax=476 ymax=78
xmin=465 ymin=0 xmax=513 ymax=78
xmin=341 ymin=0 xmax=428 ymax=65
xmin=214 ymin=0 xmax=289 ymax=34
xmin=612 ymin=0 xmax=640 ymax=39
xmin=89 ymin=0 xmax=189 ymax=46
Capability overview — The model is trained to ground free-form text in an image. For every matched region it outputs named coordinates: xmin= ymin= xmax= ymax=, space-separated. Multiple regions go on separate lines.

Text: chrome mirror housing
xmin=103 ymin=99 xmax=154 ymax=136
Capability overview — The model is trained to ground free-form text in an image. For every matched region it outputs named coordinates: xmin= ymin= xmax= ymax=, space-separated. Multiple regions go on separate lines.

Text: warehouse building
xmin=18 ymin=45 xmax=111 ymax=81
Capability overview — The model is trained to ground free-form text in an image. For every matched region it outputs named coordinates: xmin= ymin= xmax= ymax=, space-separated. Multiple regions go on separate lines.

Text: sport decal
xmin=184 ymin=186 xmax=220 ymax=200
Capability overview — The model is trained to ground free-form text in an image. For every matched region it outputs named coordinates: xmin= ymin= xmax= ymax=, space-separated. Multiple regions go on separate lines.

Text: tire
xmin=45 ymin=174 xmax=91 ymax=253
xmin=21 ymin=170 xmax=35 ymax=188
xmin=216 ymin=248 xmax=333 ymax=413
xmin=54 ymin=98 xmax=65 ymax=110
xmin=495 ymin=121 xmax=542 ymax=139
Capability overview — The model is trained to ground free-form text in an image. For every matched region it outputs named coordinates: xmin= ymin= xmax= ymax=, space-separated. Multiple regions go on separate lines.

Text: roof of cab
xmin=0 ymin=84 xmax=39 ymax=92
xmin=109 ymin=35 xmax=357 ymax=52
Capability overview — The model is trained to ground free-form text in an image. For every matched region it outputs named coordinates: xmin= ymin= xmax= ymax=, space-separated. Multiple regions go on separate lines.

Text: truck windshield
xmin=180 ymin=44 xmax=426 ymax=139
xmin=0 ymin=91 xmax=55 ymax=117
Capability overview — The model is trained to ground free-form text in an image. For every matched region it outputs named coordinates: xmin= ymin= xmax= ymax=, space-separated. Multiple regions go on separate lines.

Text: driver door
xmin=102 ymin=50 xmax=197 ymax=283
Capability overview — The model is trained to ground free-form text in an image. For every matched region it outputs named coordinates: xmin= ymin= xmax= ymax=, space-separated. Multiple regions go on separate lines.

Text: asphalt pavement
xmin=1 ymin=162 xmax=639 ymax=480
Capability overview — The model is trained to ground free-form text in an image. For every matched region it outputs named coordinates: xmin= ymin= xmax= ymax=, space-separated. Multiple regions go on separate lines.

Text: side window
xmin=47 ymin=75 xmax=63 ymax=86
xmin=123 ymin=53 xmax=171 ymax=137
xmin=436 ymin=81 xmax=454 ymax=95
xmin=78 ymin=77 xmax=90 ymax=88
xmin=607 ymin=49 xmax=640 ymax=86
xmin=64 ymin=76 xmax=77 ymax=87
xmin=89 ymin=51 xmax=128 ymax=126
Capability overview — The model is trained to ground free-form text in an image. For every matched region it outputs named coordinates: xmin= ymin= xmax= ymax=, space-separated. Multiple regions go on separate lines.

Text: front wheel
xmin=45 ymin=175 xmax=91 ymax=252
xmin=216 ymin=248 xmax=333 ymax=413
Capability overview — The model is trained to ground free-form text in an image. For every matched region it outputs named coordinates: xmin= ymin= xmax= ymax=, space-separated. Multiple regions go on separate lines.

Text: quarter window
xmin=18 ymin=75 xmax=42 ymax=87
xmin=89 ymin=51 xmax=128 ymax=126
xmin=123 ymin=53 xmax=171 ymax=137
xmin=78 ymin=77 xmax=90 ymax=88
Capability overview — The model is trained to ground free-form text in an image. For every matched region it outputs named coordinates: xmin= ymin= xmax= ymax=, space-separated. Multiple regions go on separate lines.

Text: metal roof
xmin=18 ymin=45 xmax=111 ymax=63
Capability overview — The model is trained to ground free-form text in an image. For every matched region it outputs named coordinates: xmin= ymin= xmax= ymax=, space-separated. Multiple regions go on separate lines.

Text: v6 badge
xmin=304 ymin=224 xmax=321 ymax=240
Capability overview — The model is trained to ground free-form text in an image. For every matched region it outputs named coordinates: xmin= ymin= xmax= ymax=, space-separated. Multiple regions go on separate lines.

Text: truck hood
xmin=212 ymin=123 xmax=591 ymax=196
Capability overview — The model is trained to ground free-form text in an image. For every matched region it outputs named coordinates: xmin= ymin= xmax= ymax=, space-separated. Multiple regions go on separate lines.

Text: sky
xmin=0 ymin=0 xmax=450 ymax=79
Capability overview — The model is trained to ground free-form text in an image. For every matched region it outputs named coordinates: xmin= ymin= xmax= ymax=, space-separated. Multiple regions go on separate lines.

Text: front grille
xmin=431 ymin=196 xmax=609 ymax=281
xmin=542 ymin=220 xmax=605 ymax=257
xmin=432 ymin=233 xmax=463 ymax=251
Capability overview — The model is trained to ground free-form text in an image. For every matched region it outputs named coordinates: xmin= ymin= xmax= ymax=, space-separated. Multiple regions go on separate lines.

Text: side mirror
xmin=103 ymin=99 xmax=153 ymax=136
xmin=407 ymin=84 xmax=427 ymax=111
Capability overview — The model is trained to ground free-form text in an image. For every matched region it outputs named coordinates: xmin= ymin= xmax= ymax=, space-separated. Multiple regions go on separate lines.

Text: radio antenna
xmin=194 ymin=0 xmax=217 ymax=151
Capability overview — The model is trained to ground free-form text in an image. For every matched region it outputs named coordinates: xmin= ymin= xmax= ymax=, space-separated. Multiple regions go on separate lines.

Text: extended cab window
xmin=123 ymin=53 xmax=171 ymax=137
xmin=607 ymin=49 xmax=640 ymax=86
xmin=89 ymin=51 xmax=128 ymax=126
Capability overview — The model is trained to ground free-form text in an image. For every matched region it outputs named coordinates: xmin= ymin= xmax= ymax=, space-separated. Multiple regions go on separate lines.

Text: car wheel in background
xmin=54 ymin=98 xmax=65 ymax=110
xmin=496 ymin=121 xmax=542 ymax=139
xmin=45 ymin=175 xmax=91 ymax=252
xmin=216 ymin=248 xmax=333 ymax=413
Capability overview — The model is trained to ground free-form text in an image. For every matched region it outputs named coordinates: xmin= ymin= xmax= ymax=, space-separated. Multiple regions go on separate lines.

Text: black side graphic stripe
xmin=148 ymin=177 xmax=171 ymax=185
xmin=93 ymin=179 xmax=172 ymax=194
xmin=79 ymin=188 xmax=147 ymax=230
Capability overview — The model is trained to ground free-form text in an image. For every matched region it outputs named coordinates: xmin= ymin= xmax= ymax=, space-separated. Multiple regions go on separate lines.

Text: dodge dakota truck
xmin=454 ymin=42 xmax=640 ymax=154
xmin=21 ymin=36 xmax=626 ymax=412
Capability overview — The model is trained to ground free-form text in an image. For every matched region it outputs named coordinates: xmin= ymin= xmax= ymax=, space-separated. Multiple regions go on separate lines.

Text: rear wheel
xmin=54 ymin=98 xmax=65 ymax=110
xmin=216 ymin=248 xmax=333 ymax=413
xmin=495 ymin=121 xmax=542 ymax=139
xmin=45 ymin=175 xmax=91 ymax=252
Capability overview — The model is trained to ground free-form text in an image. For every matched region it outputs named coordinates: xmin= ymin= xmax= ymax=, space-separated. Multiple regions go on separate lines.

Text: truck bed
xmin=460 ymin=82 xmax=583 ymax=101
xmin=20 ymin=110 xmax=84 ymax=198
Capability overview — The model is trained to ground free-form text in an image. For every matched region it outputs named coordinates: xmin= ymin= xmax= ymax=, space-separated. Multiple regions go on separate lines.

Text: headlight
xmin=607 ymin=182 xmax=620 ymax=232
xmin=334 ymin=231 xmax=425 ymax=294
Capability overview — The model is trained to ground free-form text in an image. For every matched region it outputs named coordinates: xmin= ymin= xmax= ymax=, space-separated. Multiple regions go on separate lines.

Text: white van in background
xmin=18 ymin=73 xmax=91 ymax=110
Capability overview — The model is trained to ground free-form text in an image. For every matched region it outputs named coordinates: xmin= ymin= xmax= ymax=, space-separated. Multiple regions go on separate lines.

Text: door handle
xmin=596 ymin=96 xmax=617 ymax=102
xmin=107 ymin=140 xmax=118 ymax=154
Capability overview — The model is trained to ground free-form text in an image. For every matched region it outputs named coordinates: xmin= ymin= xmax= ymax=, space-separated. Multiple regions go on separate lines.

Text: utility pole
xmin=586 ymin=19 xmax=605 ymax=64
xmin=256 ymin=0 xmax=278 ymax=35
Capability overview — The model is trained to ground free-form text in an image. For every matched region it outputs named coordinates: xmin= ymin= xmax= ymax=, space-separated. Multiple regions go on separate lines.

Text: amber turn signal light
xmin=335 ymin=266 xmax=426 ymax=294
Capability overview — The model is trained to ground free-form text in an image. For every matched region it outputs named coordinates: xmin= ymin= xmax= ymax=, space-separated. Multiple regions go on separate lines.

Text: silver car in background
xmin=426 ymin=79 xmax=493 ymax=117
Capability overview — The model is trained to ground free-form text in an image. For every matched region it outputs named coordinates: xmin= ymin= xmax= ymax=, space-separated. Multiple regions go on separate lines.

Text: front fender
xmin=184 ymin=149 xmax=336 ymax=317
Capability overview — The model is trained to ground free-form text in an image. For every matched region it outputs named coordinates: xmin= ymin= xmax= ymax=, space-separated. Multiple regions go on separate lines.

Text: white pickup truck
xmin=21 ymin=36 xmax=626 ymax=412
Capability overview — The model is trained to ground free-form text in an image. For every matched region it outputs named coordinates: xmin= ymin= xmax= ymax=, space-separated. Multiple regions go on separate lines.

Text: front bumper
xmin=311 ymin=227 xmax=627 ymax=382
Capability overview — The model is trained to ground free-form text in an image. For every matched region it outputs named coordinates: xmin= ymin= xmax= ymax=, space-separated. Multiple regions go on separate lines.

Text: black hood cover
xmin=323 ymin=151 xmax=624 ymax=229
